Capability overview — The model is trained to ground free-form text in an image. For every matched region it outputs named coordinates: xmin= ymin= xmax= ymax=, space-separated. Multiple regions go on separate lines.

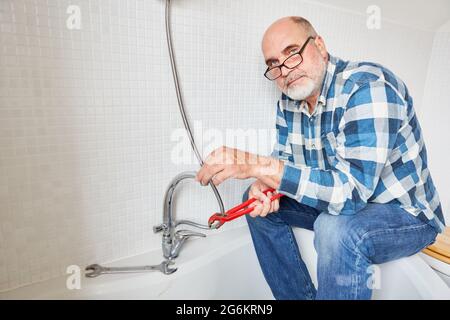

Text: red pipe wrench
xmin=208 ymin=188 xmax=284 ymax=229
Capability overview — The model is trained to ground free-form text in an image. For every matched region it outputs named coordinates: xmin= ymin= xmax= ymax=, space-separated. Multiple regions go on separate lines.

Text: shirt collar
xmin=295 ymin=53 xmax=337 ymax=116
xmin=317 ymin=53 xmax=338 ymax=107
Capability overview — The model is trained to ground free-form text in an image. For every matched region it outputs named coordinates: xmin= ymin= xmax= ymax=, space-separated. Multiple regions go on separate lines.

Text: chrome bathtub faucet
xmin=85 ymin=172 xmax=210 ymax=278
xmin=153 ymin=171 xmax=210 ymax=260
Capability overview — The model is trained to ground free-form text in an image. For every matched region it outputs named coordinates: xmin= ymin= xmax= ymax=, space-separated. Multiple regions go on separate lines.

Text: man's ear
xmin=314 ymin=36 xmax=328 ymax=59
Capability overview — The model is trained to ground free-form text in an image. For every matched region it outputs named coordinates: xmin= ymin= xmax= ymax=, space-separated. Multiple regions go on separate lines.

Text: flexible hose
xmin=164 ymin=0 xmax=226 ymax=218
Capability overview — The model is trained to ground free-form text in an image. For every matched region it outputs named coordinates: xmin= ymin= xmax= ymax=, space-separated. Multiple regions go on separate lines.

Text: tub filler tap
xmin=84 ymin=172 xmax=210 ymax=278
xmin=154 ymin=171 xmax=210 ymax=260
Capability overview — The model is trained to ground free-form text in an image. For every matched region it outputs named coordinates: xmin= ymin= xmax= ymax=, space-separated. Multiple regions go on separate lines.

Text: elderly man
xmin=195 ymin=16 xmax=446 ymax=300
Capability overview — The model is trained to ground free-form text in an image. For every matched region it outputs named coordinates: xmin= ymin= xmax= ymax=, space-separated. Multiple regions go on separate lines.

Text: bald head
xmin=262 ymin=16 xmax=317 ymax=52
xmin=261 ymin=16 xmax=328 ymax=102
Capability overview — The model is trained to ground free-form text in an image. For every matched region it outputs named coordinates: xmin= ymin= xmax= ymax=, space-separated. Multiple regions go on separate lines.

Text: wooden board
xmin=422 ymin=227 xmax=450 ymax=262
xmin=422 ymin=248 xmax=450 ymax=264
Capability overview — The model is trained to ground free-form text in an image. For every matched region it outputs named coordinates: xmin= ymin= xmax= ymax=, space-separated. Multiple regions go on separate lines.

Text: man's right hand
xmin=247 ymin=180 xmax=280 ymax=218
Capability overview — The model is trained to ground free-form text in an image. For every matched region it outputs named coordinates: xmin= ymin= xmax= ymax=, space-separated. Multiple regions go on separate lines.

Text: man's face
xmin=262 ymin=20 xmax=328 ymax=101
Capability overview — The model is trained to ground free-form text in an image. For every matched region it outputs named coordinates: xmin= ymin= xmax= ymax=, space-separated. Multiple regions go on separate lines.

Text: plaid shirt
xmin=272 ymin=54 xmax=446 ymax=233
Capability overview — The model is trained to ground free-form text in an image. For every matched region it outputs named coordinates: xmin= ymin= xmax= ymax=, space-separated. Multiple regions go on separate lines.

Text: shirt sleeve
xmin=277 ymin=80 xmax=406 ymax=215
xmin=270 ymin=100 xmax=292 ymax=162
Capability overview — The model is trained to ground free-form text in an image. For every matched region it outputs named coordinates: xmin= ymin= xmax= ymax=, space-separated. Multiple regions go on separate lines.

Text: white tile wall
xmin=420 ymin=28 xmax=450 ymax=224
xmin=0 ymin=0 xmax=448 ymax=292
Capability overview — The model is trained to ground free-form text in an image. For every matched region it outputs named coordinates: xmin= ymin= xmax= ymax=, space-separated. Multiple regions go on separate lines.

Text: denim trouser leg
xmin=313 ymin=203 xmax=438 ymax=300
xmin=243 ymin=186 xmax=320 ymax=300
xmin=243 ymin=186 xmax=438 ymax=300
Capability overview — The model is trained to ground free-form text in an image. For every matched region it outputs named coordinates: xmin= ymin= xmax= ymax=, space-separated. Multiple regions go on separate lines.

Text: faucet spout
xmin=162 ymin=171 xmax=198 ymax=233
xmin=155 ymin=171 xmax=210 ymax=260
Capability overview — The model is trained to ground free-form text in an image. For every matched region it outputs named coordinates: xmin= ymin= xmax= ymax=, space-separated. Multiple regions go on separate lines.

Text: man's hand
xmin=195 ymin=145 xmax=285 ymax=190
xmin=195 ymin=146 xmax=257 ymax=186
xmin=247 ymin=180 xmax=280 ymax=218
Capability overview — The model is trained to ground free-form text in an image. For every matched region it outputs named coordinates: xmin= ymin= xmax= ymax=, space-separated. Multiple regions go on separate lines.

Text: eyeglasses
xmin=264 ymin=36 xmax=315 ymax=81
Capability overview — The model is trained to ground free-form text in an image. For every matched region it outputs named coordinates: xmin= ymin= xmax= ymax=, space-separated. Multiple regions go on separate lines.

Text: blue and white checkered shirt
xmin=273 ymin=54 xmax=446 ymax=233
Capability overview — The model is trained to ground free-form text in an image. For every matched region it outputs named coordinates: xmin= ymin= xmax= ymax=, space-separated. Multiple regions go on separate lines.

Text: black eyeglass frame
xmin=264 ymin=36 xmax=315 ymax=81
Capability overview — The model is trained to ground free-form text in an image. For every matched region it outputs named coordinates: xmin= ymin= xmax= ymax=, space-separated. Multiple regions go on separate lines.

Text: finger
xmin=195 ymin=164 xmax=210 ymax=183
xmin=248 ymin=191 xmax=255 ymax=203
xmin=253 ymin=188 xmax=268 ymax=202
xmin=269 ymin=198 xmax=279 ymax=213
xmin=267 ymin=192 xmax=279 ymax=213
xmin=260 ymin=194 xmax=271 ymax=216
xmin=260 ymin=195 xmax=271 ymax=217
xmin=258 ymin=192 xmax=270 ymax=217
xmin=249 ymin=201 xmax=263 ymax=217
xmin=199 ymin=164 xmax=224 ymax=186
xmin=248 ymin=186 xmax=258 ymax=201
xmin=249 ymin=187 xmax=267 ymax=211
xmin=273 ymin=199 xmax=280 ymax=212
xmin=253 ymin=200 xmax=263 ymax=216
xmin=248 ymin=190 xmax=259 ymax=206
xmin=267 ymin=192 xmax=275 ymax=213
xmin=211 ymin=169 xmax=231 ymax=186
xmin=248 ymin=197 xmax=258 ymax=208
xmin=247 ymin=195 xmax=259 ymax=211
xmin=266 ymin=191 xmax=274 ymax=213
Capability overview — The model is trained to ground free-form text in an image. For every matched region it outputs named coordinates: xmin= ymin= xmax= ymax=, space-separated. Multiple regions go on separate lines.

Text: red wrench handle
xmin=208 ymin=188 xmax=284 ymax=229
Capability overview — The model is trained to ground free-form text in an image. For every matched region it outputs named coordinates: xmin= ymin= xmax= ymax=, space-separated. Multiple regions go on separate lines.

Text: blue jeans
xmin=243 ymin=186 xmax=438 ymax=300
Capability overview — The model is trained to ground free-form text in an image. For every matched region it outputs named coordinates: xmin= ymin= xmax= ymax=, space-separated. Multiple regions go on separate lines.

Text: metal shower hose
xmin=164 ymin=0 xmax=226 ymax=220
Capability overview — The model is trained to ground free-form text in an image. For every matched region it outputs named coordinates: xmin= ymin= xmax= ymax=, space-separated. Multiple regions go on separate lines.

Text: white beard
xmin=285 ymin=57 xmax=327 ymax=101
xmin=286 ymin=78 xmax=316 ymax=101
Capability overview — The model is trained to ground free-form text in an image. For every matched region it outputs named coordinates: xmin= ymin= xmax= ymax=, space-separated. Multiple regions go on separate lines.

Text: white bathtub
xmin=0 ymin=226 xmax=272 ymax=300
xmin=1 ymin=225 xmax=448 ymax=299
